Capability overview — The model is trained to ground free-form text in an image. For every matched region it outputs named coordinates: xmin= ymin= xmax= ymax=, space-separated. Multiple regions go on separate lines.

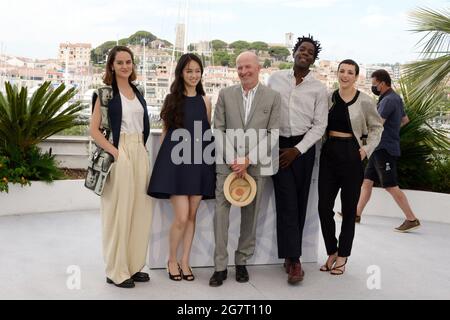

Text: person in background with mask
xmin=356 ymin=69 xmax=420 ymax=232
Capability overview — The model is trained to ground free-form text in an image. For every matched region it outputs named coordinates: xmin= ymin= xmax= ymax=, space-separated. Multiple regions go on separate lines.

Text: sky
xmin=0 ymin=0 xmax=448 ymax=64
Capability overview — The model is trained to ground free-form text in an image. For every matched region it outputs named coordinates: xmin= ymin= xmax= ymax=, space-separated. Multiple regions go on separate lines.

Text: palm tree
xmin=0 ymin=81 xmax=82 ymax=155
xmin=397 ymin=78 xmax=450 ymax=190
xmin=403 ymin=7 xmax=450 ymax=99
xmin=0 ymin=81 xmax=83 ymax=185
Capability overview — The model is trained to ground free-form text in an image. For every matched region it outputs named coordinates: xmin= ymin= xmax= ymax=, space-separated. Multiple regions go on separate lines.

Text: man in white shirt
xmin=268 ymin=35 xmax=328 ymax=284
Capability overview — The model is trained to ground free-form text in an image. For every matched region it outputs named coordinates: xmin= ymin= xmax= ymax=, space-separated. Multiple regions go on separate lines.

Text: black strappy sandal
xmin=330 ymin=257 xmax=348 ymax=275
xmin=320 ymin=254 xmax=337 ymax=272
xmin=167 ymin=262 xmax=182 ymax=281
xmin=181 ymin=266 xmax=195 ymax=281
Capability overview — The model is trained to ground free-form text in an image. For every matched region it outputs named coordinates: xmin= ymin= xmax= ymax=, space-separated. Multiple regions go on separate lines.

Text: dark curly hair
xmin=160 ymin=53 xmax=205 ymax=129
xmin=292 ymin=35 xmax=322 ymax=60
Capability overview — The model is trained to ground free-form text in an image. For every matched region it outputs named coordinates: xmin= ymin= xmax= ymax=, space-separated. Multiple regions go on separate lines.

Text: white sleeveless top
xmin=120 ymin=92 xmax=144 ymax=134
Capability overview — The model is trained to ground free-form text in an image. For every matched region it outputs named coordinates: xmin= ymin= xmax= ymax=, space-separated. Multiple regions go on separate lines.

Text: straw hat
xmin=223 ymin=172 xmax=257 ymax=207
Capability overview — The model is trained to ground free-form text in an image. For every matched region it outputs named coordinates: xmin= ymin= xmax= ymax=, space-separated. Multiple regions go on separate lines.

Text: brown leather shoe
xmin=395 ymin=219 xmax=420 ymax=232
xmin=283 ymin=259 xmax=291 ymax=274
xmin=287 ymin=262 xmax=304 ymax=284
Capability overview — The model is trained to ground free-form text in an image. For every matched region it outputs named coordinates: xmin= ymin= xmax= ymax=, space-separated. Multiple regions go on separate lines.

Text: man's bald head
xmin=236 ymin=51 xmax=261 ymax=90
xmin=236 ymin=51 xmax=259 ymax=66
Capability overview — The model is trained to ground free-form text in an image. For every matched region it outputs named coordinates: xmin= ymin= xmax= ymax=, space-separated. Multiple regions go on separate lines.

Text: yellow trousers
xmin=101 ymin=133 xmax=153 ymax=284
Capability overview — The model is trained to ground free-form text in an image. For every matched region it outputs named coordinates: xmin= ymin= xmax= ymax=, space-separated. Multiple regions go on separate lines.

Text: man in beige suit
xmin=209 ymin=51 xmax=281 ymax=287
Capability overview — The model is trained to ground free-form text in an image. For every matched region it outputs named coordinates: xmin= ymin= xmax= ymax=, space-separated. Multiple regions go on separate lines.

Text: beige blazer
xmin=327 ymin=91 xmax=384 ymax=158
xmin=213 ymin=84 xmax=281 ymax=177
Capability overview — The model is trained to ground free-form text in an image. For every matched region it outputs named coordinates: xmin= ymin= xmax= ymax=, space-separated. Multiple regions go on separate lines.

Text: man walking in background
xmin=356 ymin=69 xmax=420 ymax=232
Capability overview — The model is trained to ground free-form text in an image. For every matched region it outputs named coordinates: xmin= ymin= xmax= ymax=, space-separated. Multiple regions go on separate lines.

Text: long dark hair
xmin=160 ymin=53 xmax=205 ymax=129
xmin=103 ymin=46 xmax=137 ymax=85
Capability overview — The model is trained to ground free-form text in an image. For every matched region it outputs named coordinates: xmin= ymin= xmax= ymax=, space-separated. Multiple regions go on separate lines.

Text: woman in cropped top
xmin=317 ymin=59 xmax=383 ymax=276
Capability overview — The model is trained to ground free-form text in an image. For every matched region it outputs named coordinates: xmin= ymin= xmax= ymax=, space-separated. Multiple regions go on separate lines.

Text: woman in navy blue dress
xmin=148 ymin=53 xmax=215 ymax=281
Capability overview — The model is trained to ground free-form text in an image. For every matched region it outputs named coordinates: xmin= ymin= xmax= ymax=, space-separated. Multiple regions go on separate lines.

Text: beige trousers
xmin=101 ymin=133 xmax=153 ymax=284
xmin=213 ymin=173 xmax=267 ymax=271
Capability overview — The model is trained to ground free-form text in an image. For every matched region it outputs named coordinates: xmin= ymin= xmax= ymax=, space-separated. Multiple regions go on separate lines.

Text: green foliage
xmin=278 ymin=62 xmax=294 ymax=70
xmin=0 ymin=147 xmax=64 ymax=193
xmin=90 ymin=31 xmax=171 ymax=65
xmin=229 ymin=40 xmax=250 ymax=50
xmin=91 ymin=41 xmax=116 ymax=65
xmin=0 ymin=155 xmax=30 ymax=193
xmin=269 ymin=46 xmax=290 ymax=60
xmin=91 ymin=32 xmax=293 ymax=67
xmin=128 ymin=31 xmax=157 ymax=45
xmin=118 ymin=38 xmax=128 ymax=46
xmin=428 ymin=154 xmax=450 ymax=193
xmin=0 ymin=82 xmax=83 ymax=153
xmin=213 ymin=51 xmax=232 ymax=66
xmin=211 ymin=39 xmax=227 ymax=51
xmin=250 ymin=41 xmax=269 ymax=51
xmin=263 ymin=59 xmax=272 ymax=68
xmin=397 ymin=6 xmax=450 ymax=193
xmin=397 ymin=78 xmax=450 ymax=192
xmin=403 ymin=7 xmax=450 ymax=99
xmin=0 ymin=82 xmax=81 ymax=192
xmin=58 ymin=125 xmax=89 ymax=136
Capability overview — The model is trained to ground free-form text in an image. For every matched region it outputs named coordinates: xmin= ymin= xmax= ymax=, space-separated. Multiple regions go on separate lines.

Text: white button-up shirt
xmin=241 ymin=84 xmax=259 ymax=124
xmin=268 ymin=69 xmax=328 ymax=154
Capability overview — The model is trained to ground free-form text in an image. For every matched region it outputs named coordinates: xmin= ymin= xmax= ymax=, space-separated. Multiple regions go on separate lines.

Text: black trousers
xmin=318 ymin=137 xmax=364 ymax=257
xmin=272 ymin=135 xmax=315 ymax=258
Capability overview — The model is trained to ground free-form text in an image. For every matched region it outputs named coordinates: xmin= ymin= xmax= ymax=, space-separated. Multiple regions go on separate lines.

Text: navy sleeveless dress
xmin=147 ymin=94 xmax=215 ymax=199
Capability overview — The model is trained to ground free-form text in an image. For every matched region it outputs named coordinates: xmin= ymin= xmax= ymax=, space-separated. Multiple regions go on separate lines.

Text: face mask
xmin=371 ymin=85 xmax=381 ymax=96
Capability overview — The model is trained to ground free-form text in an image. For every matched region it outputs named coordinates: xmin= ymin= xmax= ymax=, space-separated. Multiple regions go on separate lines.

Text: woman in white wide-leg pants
xmin=90 ymin=46 xmax=153 ymax=288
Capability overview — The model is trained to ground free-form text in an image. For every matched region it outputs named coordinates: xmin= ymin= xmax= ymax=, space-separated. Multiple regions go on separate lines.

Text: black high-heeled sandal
xmin=320 ymin=254 xmax=337 ymax=272
xmin=167 ymin=262 xmax=182 ymax=281
xmin=330 ymin=257 xmax=348 ymax=275
xmin=181 ymin=266 xmax=195 ymax=281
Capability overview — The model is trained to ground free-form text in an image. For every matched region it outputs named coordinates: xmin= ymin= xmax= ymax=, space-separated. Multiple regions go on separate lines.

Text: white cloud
xmin=360 ymin=3 xmax=415 ymax=30
xmin=360 ymin=14 xmax=392 ymax=28
xmin=366 ymin=5 xmax=382 ymax=15
xmin=152 ymin=6 xmax=237 ymax=23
